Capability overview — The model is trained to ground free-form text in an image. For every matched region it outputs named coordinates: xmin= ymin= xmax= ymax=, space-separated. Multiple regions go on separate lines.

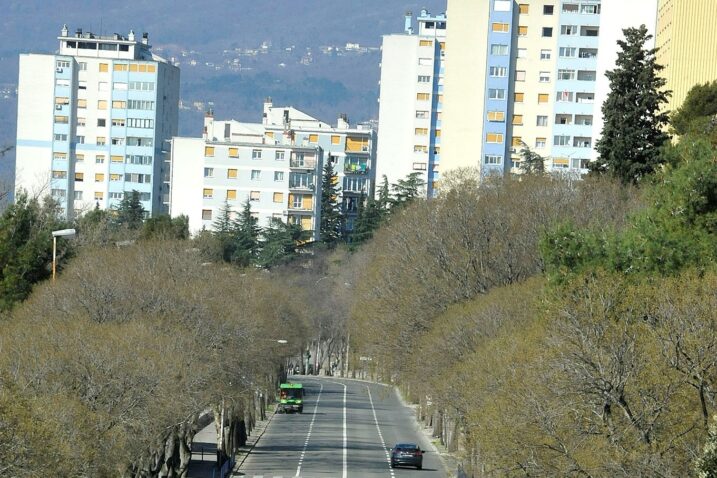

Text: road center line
xmin=367 ymin=385 xmax=395 ymax=477
xmin=329 ymin=381 xmax=348 ymax=478
xmin=295 ymin=382 xmax=323 ymax=478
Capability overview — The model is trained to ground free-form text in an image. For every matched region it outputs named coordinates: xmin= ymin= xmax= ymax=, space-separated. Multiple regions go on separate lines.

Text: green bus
xmin=278 ymin=383 xmax=304 ymax=413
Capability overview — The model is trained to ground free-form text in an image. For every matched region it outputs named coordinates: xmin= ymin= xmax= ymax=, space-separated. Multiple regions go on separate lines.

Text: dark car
xmin=390 ymin=443 xmax=423 ymax=470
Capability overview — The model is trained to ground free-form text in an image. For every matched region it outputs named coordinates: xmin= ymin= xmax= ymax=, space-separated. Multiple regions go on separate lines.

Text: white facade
xmin=376 ymin=10 xmax=447 ymax=197
xmin=15 ymin=26 xmax=179 ymax=218
xmin=170 ymin=114 xmax=323 ymax=239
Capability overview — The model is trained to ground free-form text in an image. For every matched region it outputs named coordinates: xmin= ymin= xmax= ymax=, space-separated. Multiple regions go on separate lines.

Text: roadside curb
xmin=230 ymin=405 xmax=277 ymax=475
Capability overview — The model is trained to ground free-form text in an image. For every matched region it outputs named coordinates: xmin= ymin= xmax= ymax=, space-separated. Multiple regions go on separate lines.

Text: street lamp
xmin=51 ymin=228 xmax=76 ymax=282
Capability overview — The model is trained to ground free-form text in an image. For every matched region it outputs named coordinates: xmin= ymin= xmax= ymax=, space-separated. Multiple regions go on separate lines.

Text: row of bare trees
xmin=0 ymin=240 xmax=311 ymax=477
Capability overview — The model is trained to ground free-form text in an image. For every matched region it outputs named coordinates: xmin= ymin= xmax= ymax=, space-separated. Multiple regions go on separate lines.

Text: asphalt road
xmin=235 ymin=377 xmax=447 ymax=478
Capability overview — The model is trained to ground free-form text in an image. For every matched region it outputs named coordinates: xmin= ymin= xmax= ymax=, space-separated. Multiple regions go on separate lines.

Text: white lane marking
xmin=328 ymin=381 xmax=348 ymax=478
xmin=367 ymin=385 xmax=395 ymax=477
xmin=295 ymin=382 xmax=323 ymax=477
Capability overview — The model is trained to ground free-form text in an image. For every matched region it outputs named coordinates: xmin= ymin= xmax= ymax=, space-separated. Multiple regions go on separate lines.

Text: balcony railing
xmin=344 ymin=163 xmax=369 ymax=174
xmin=290 ymin=158 xmax=317 ymax=169
xmin=289 ymin=182 xmax=315 ymax=190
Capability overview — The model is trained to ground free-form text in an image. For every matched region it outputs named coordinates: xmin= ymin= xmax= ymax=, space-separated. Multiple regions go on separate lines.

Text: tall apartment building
xmin=170 ymin=113 xmax=323 ymax=238
xmin=376 ymin=10 xmax=446 ymax=197
xmin=15 ymin=26 xmax=179 ymax=218
xmin=169 ymin=102 xmax=376 ymax=236
xmin=656 ymin=0 xmax=717 ymax=114
xmin=441 ymin=0 xmax=657 ymax=176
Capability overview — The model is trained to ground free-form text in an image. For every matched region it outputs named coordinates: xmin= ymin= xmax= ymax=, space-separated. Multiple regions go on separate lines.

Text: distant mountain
xmin=0 ymin=0 xmax=447 ymax=183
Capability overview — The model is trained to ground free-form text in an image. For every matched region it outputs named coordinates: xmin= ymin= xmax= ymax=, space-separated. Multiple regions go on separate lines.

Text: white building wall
xmin=169 ymin=137 xmax=206 ymax=232
xmin=376 ymin=35 xmax=422 ymax=189
xmin=15 ymin=55 xmax=56 ymax=198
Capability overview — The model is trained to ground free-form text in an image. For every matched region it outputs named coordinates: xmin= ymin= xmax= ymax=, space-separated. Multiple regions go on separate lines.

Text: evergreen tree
xmin=0 ymin=193 xmax=69 ymax=310
xmin=391 ymin=172 xmax=426 ymax=207
xmin=377 ymin=175 xmax=391 ymax=213
xmin=518 ymin=145 xmax=546 ymax=175
xmin=319 ymin=158 xmax=344 ymax=244
xmin=116 ymin=190 xmax=145 ymax=229
xmin=671 ymin=81 xmax=717 ymax=144
xmin=141 ymin=215 xmax=189 ymax=241
xmin=231 ymin=199 xmax=261 ymax=266
xmin=257 ymin=218 xmax=303 ymax=268
xmin=351 ymin=194 xmax=383 ymax=245
xmin=212 ymin=201 xmax=233 ymax=235
xmin=592 ymin=25 xmax=670 ymax=184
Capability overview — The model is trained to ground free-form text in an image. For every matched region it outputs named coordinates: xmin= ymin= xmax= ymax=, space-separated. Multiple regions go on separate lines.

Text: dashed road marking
xmin=367 ymin=385 xmax=396 ymax=478
xmin=295 ymin=382 xmax=323 ymax=477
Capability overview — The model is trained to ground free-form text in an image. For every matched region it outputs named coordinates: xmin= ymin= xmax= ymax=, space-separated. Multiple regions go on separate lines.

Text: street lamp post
xmin=51 ymin=228 xmax=76 ymax=282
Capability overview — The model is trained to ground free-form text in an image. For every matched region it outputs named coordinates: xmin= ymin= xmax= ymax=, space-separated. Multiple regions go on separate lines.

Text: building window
xmin=228 ymin=147 xmax=239 ymax=158
xmin=518 ymin=26 xmax=528 ymax=36
xmin=75 ymin=153 xmax=84 ymax=161
xmin=127 ymin=118 xmax=154 ymax=128
xmin=416 ymin=92 xmax=431 ymax=102
xmin=94 ymin=173 xmax=104 ymax=182
xmin=203 ymin=188 xmax=213 ymax=199
xmin=205 ymin=146 xmax=215 ymax=157
xmin=578 ymin=70 xmax=597 ymax=81
xmin=535 ymin=137 xmax=547 ymax=148
xmin=492 ymin=22 xmax=510 ymax=32
xmin=418 ymin=58 xmax=432 ymax=66
xmin=251 ymin=170 xmax=261 ymax=180
xmin=308 ymin=134 xmax=319 ymax=143
xmin=484 ymin=155 xmax=503 ymax=165
xmin=52 ymin=170 xmax=67 ymax=179
xmin=204 ymin=167 xmax=214 ymax=178
xmin=125 ymin=155 xmax=152 ymax=165
xmin=226 ymin=190 xmax=237 ymax=200
xmin=581 ymin=4 xmax=600 ymax=14
xmin=111 ymin=137 xmax=125 ymax=146
xmin=490 ymin=66 xmax=508 ymax=77
xmin=558 ymin=69 xmax=576 ymax=80
xmin=512 ymin=115 xmax=523 ymax=125
xmin=99 ymin=63 xmax=108 ymax=72
xmin=488 ymin=89 xmax=506 ymax=100
xmin=227 ymin=168 xmax=238 ymax=179
xmin=563 ymin=3 xmax=579 ymax=13
xmin=124 ymin=173 xmax=151 ymax=183
xmin=536 ymin=115 xmax=548 ymax=126
xmin=77 ymin=99 xmax=87 ymax=109
xmin=542 ymin=27 xmax=553 ymax=37
xmin=109 ymin=192 xmax=124 ymax=200
xmin=112 ymin=118 xmax=125 ymax=127
xmin=561 ymin=25 xmax=578 ymax=35
xmin=518 ymin=3 xmax=529 ymax=14
xmin=274 ymin=171 xmax=285 ymax=181
xmin=419 ymin=39 xmax=433 ymax=47
xmin=54 ymin=115 xmax=69 ymax=124
xmin=512 ymin=136 xmax=523 ymax=147
xmin=557 ymin=91 xmax=574 ymax=102
xmin=515 ymin=70 xmax=526 ymax=81
xmin=416 ymin=110 xmax=429 ymax=119
xmin=538 ymin=94 xmax=549 ymax=104
xmin=275 ymin=150 xmax=285 ymax=160
xmin=560 ymin=47 xmax=577 ymax=57
xmin=75 ymin=135 xmax=85 ymax=144
xmin=250 ymin=191 xmax=260 ymax=202
xmin=96 ymin=136 xmax=106 ymax=146
xmin=111 ymin=100 xmax=126 ymax=109
xmin=414 ymin=145 xmax=428 ymax=153
xmin=252 ymin=149 xmax=262 ymax=160
xmin=110 ymin=173 xmax=122 ymax=181
xmin=74 ymin=191 xmax=83 ymax=200
xmin=202 ymin=209 xmax=212 ymax=221
xmin=554 ymin=135 xmax=571 ymax=146
xmin=97 ymin=100 xmax=107 ymax=110
xmin=331 ymin=135 xmax=341 ymax=145
xmin=97 ymin=118 xmax=106 ymax=127
xmin=418 ymin=75 xmax=431 ymax=83
xmin=53 ymin=152 xmax=68 ymax=160
xmin=490 ymin=44 xmax=509 ymax=55
xmin=486 ymin=133 xmax=504 ymax=143
xmin=415 ymin=128 xmax=429 ymax=136
xmin=514 ymin=92 xmax=524 ymax=102
xmin=96 ymin=155 xmax=105 ymax=164
xmin=539 ymin=71 xmax=550 ymax=83
xmin=127 ymin=100 xmax=155 ymax=110
xmin=543 ymin=5 xmax=554 ymax=14
xmin=273 ymin=192 xmax=284 ymax=203
xmin=494 ymin=0 xmax=511 ymax=11
xmin=412 ymin=162 xmax=427 ymax=171
xmin=540 ymin=49 xmax=552 ymax=60
xmin=94 ymin=191 xmax=104 ymax=201
xmin=517 ymin=48 xmax=527 ymax=58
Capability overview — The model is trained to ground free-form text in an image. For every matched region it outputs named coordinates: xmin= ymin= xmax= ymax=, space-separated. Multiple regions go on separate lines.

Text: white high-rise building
xmin=15 ymin=25 xmax=179 ymax=218
xmin=376 ymin=10 xmax=447 ymax=197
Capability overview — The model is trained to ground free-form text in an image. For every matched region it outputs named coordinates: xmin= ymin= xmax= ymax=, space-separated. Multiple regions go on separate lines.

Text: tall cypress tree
xmin=231 ymin=199 xmax=261 ymax=266
xmin=519 ymin=145 xmax=545 ymax=175
xmin=391 ymin=172 xmax=426 ymax=207
xmin=116 ymin=190 xmax=145 ymax=229
xmin=351 ymin=194 xmax=383 ymax=245
xmin=319 ymin=157 xmax=343 ymax=244
xmin=593 ymin=25 xmax=670 ymax=185
xmin=377 ymin=175 xmax=391 ymax=213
